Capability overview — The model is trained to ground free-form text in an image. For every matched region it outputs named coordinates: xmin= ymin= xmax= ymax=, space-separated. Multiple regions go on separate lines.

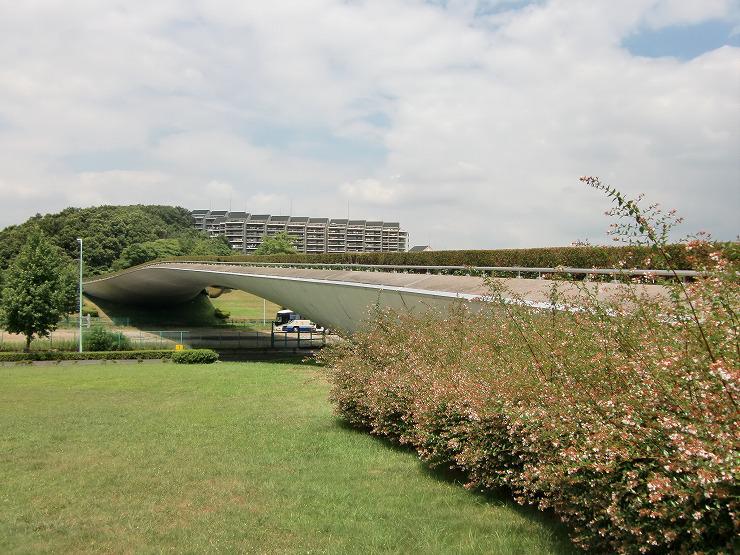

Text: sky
xmin=0 ymin=0 xmax=738 ymax=249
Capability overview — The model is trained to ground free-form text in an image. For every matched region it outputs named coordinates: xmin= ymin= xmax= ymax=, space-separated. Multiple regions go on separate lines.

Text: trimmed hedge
xmin=0 ymin=350 xmax=174 ymax=362
xmin=171 ymin=349 xmax=219 ymax=364
xmin=168 ymin=242 xmax=737 ymax=271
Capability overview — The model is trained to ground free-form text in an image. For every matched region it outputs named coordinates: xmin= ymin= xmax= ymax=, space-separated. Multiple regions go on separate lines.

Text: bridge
xmin=83 ymin=262 xmax=670 ymax=334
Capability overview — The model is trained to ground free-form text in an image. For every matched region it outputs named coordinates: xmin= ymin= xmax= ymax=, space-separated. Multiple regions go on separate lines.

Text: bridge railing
xmin=156 ymin=260 xmax=703 ymax=281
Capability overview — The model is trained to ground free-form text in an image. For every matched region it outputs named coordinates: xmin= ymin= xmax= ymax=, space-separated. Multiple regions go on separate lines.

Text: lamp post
xmin=77 ymin=238 xmax=83 ymax=353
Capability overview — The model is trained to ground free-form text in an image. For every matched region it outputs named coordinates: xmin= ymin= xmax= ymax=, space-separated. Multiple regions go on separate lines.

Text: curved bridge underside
xmin=84 ymin=263 xmax=666 ymax=334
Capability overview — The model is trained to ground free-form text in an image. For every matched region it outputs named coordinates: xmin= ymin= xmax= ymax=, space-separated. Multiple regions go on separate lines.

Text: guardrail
xmin=154 ymin=260 xmax=703 ymax=280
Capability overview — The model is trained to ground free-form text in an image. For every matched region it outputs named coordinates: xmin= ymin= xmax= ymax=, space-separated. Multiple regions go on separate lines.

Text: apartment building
xmin=191 ymin=210 xmax=408 ymax=254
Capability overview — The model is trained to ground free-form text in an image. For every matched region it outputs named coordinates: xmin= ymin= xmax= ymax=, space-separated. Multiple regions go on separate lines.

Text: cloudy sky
xmin=0 ymin=0 xmax=738 ymax=248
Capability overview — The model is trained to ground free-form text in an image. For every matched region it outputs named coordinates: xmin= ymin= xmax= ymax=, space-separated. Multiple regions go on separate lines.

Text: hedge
xmin=0 ymin=350 xmax=174 ymax=362
xmin=171 ymin=349 xmax=219 ymax=364
xmin=168 ymin=242 xmax=737 ymax=271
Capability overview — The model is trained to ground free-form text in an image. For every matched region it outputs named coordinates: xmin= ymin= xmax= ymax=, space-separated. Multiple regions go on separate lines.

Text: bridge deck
xmin=84 ymin=263 xmax=667 ymax=333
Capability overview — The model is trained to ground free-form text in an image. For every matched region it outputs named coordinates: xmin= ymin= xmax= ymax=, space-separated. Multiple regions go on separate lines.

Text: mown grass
xmin=0 ymin=362 xmax=574 ymax=554
xmin=210 ymin=289 xmax=282 ymax=320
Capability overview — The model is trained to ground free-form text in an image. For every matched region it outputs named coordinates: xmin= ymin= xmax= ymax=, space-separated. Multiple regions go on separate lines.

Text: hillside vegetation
xmin=0 ymin=205 xmax=230 ymax=274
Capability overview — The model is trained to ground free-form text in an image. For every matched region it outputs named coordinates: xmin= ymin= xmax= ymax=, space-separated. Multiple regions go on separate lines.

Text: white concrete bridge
xmin=83 ymin=262 xmax=668 ymax=334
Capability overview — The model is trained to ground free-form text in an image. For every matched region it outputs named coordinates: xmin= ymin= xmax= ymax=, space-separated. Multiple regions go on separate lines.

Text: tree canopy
xmin=0 ymin=205 xmax=331 ymax=275
xmin=112 ymin=233 xmax=233 ymax=269
xmin=0 ymin=205 xmax=194 ymax=275
xmin=0 ymin=229 xmax=78 ymax=350
xmin=253 ymin=232 xmax=298 ymax=255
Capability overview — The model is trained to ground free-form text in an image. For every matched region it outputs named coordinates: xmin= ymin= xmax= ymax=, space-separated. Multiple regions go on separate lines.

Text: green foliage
xmin=112 ymin=231 xmax=233 ymax=270
xmin=0 ymin=229 xmax=78 ymax=351
xmin=0 ymin=350 xmax=173 ymax=362
xmin=58 ymin=264 xmax=79 ymax=316
xmin=172 ymin=242 xmax=735 ymax=271
xmin=253 ymin=231 xmax=298 ymax=255
xmin=187 ymin=234 xmax=233 ymax=257
xmin=213 ymin=307 xmax=230 ymax=320
xmin=171 ymin=349 xmax=219 ymax=364
xmin=321 ymin=180 xmax=739 ymax=554
xmin=82 ymin=326 xmax=132 ymax=351
xmin=0 ymin=205 xmax=193 ymax=274
xmin=114 ymin=238 xmax=184 ymax=269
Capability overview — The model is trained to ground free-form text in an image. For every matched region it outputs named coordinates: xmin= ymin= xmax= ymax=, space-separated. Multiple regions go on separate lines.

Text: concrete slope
xmin=84 ymin=262 xmax=667 ymax=334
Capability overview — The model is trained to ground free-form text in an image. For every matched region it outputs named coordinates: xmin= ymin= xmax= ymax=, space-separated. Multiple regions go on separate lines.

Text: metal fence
xmin=270 ymin=327 xmax=327 ymax=349
xmin=0 ymin=327 xmax=329 ymax=352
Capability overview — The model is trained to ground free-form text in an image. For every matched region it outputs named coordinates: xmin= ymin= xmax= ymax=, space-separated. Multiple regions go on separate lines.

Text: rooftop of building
xmin=191 ymin=210 xmax=405 ymax=228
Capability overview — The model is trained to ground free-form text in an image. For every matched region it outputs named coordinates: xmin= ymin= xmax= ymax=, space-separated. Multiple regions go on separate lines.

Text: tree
xmin=253 ymin=232 xmax=298 ymax=255
xmin=112 ymin=233 xmax=234 ymax=270
xmin=113 ymin=238 xmax=184 ymax=269
xmin=188 ymin=235 xmax=233 ymax=257
xmin=0 ymin=205 xmax=193 ymax=274
xmin=0 ymin=229 xmax=77 ymax=351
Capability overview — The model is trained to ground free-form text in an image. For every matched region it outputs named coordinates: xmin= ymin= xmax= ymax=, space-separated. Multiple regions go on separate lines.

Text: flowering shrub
xmin=320 ymin=179 xmax=739 ymax=554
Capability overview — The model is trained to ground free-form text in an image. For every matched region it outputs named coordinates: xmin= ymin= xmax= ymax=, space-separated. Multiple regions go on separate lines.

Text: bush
xmin=0 ymin=350 xmax=173 ymax=362
xmin=82 ymin=326 xmax=132 ymax=351
xmin=319 ymin=180 xmax=739 ymax=554
xmin=171 ymin=349 xmax=219 ymax=364
xmin=213 ymin=307 xmax=230 ymax=320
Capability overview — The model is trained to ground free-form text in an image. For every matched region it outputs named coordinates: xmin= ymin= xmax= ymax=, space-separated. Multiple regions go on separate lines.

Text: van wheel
xmin=293 ymin=326 xmax=299 ymax=333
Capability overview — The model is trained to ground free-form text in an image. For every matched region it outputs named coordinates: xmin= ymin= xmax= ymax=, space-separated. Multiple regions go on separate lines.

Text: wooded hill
xmin=0 ymin=205 xmax=230 ymax=275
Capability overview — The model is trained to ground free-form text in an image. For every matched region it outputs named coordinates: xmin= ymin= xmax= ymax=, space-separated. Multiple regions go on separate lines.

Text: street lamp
xmin=77 ymin=238 xmax=83 ymax=353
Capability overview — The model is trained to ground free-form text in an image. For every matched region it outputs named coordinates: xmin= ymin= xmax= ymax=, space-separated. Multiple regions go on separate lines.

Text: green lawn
xmin=210 ymin=289 xmax=282 ymax=320
xmin=0 ymin=362 xmax=574 ymax=554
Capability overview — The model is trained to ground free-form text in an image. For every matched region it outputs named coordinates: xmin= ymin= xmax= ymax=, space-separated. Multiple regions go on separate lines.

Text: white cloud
xmin=340 ymin=179 xmax=402 ymax=205
xmin=204 ymin=180 xmax=236 ymax=200
xmin=643 ymin=0 xmax=732 ymax=28
xmin=0 ymin=0 xmax=737 ymax=249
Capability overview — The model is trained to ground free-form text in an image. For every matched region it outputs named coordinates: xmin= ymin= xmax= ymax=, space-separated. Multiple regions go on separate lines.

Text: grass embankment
xmin=82 ymin=290 xmax=281 ymax=327
xmin=210 ymin=289 xmax=281 ymax=320
xmin=0 ymin=362 xmax=572 ymax=554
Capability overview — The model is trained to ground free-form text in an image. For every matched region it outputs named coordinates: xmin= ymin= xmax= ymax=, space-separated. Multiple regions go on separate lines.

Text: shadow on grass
xmin=86 ymin=293 xmax=224 ymax=328
xmin=332 ymin=417 xmax=578 ymax=554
